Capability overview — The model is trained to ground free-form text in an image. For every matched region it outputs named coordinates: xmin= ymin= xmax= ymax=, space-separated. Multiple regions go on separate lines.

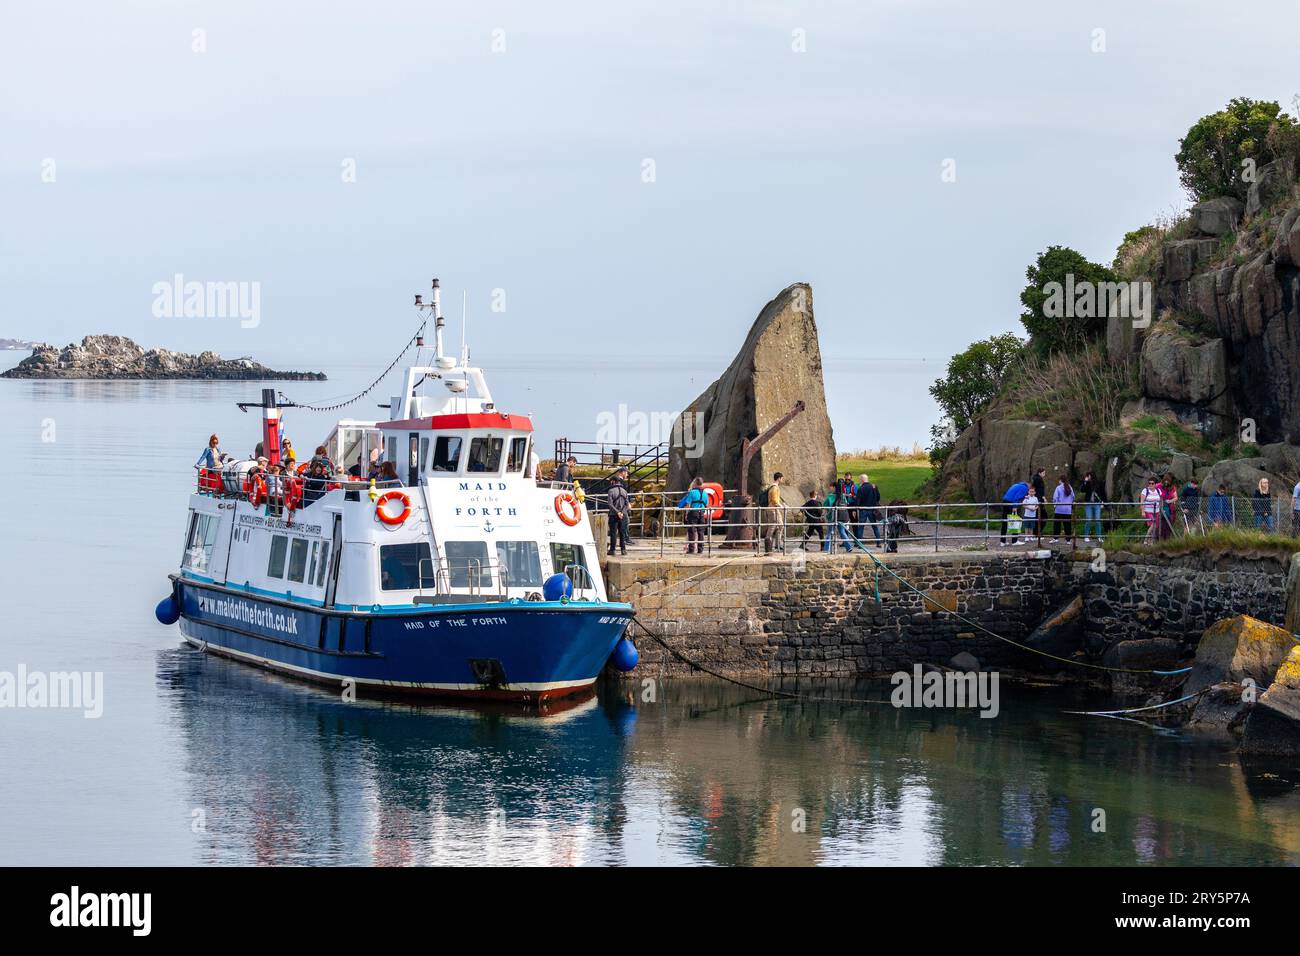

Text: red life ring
xmin=702 ymin=481 xmax=725 ymax=521
xmin=376 ymin=490 xmax=411 ymax=525
xmin=554 ymin=493 xmax=581 ymax=526
xmin=245 ymin=475 xmax=267 ymax=508
xmin=285 ymin=477 xmax=303 ymax=511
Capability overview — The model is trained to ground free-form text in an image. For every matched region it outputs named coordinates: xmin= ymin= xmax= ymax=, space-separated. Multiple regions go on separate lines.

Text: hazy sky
xmin=4 ymin=1 xmax=1298 ymax=452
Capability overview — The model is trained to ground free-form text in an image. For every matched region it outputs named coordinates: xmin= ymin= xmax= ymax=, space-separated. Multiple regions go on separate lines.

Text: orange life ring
xmin=296 ymin=462 xmax=309 ymax=475
xmin=245 ymin=475 xmax=267 ymax=508
xmin=284 ymin=477 xmax=303 ymax=511
xmin=554 ymin=493 xmax=581 ymax=526
xmin=702 ymin=481 xmax=725 ymax=521
xmin=376 ymin=490 xmax=411 ymax=525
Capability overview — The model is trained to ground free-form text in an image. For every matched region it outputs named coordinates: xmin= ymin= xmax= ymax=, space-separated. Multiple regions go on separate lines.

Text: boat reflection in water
xmin=157 ymin=648 xmax=1300 ymax=866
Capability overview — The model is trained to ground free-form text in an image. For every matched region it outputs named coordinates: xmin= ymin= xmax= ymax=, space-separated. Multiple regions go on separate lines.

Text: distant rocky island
xmin=0 ymin=335 xmax=325 ymax=381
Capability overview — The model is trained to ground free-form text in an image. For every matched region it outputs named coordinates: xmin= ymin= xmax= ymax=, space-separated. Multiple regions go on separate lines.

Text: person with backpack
xmin=676 ymin=476 xmax=709 ymax=555
xmin=822 ymin=488 xmax=854 ymax=553
xmin=799 ymin=489 xmax=824 ymax=551
xmin=854 ymin=473 xmax=882 ymax=548
xmin=761 ymin=472 xmax=787 ymax=554
xmin=884 ymin=501 xmax=909 ymax=553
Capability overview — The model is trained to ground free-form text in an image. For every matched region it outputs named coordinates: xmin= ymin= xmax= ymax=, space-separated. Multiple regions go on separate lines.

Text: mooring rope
xmin=1064 ymin=688 xmax=1210 ymax=719
xmin=842 ymin=529 xmax=1176 ymax=676
xmin=621 ymin=529 xmax=1202 ymax=717
xmin=629 ymin=616 xmax=894 ymax=705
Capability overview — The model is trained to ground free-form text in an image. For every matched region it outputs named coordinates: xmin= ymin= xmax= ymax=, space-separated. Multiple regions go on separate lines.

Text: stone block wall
xmin=603 ymin=552 xmax=1058 ymax=678
xmin=1060 ymin=551 xmax=1290 ymax=653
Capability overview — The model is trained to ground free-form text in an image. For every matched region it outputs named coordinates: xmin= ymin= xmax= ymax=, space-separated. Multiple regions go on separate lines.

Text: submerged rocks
xmin=1184 ymin=615 xmax=1294 ymax=696
xmin=1 ymin=334 xmax=325 ymax=381
xmin=1102 ymin=637 xmax=1182 ymax=671
xmin=666 ymin=283 xmax=836 ymax=499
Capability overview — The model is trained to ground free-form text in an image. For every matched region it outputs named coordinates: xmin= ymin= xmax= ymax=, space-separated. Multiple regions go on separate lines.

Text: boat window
xmin=467 ymin=437 xmax=503 ymax=473
xmin=495 ymin=540 xmax=542 ymax=587
xmin=550 ymin=542 xmax=589 ymax=585
xmin=340 ymin=428 xmax=365 ymax=475
xmin=287 ymin=538 xmax=309 ymax=583
xmin=430 ymin=435 xmax=462 ymax=472
xmin=183 ymin=513 xmax=222 ymax=572
xmin=267 ymin=535 xmax=289 ymax=578
xmin=380 ymin=542 xmax=433 ymax=591
xmin=506 ymin=437 xmax=528 ymax=473
xmin=385 ymin=436 xmax=398 ymax=470
xmin=444 ymin=541 xmax=491 ymax=589
xmin=307 ymin=541 xmax=319 ymax=586
xmin=316 ymin=541 xmax=331 ymax=587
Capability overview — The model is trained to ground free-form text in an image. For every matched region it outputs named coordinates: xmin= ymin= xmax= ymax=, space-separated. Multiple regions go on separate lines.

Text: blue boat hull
xmin=171 ymin=577 xmax=635 ymax=702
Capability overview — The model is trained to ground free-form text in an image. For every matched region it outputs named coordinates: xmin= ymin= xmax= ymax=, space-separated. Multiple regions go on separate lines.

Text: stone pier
xmin=601 ymin=547 xmax=1293 ymax=681
xmin=601 ymin=551 xmax=1060 ymax=678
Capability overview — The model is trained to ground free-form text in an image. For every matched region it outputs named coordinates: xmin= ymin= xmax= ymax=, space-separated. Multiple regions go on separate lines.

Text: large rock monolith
xmin=666 ymin=283 xmax=837 ymax=499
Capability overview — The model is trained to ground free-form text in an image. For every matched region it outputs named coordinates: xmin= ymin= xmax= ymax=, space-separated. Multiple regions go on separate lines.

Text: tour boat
xmin=155 ymin=279 xmax=639 ymax=703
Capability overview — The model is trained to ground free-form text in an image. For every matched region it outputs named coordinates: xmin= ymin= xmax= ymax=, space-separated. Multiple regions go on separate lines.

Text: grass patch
xmin=834 ymin=458 xmax=933 ymax=502
xmin=1123 ymin=528 xmax=1300 ymax=559
xmin=998 ymin=342 xmax=1139 ymax=445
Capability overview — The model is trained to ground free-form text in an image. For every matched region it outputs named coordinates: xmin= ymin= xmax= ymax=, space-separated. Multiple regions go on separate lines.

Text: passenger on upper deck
xmin=195 ymin=434 xmax=225 ymax=471
xmin=553 ymin=456 xmax=577 ymax=483
xmin=378 ymin=461 xmax=401 ymax=486
xmin=301 ymin=461 xmax=328 ymax=507
xmin=310 ymin=445 xmax=336 ymax=474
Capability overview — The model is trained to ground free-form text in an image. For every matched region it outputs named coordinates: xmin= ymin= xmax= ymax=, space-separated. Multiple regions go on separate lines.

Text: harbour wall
xmin=602 ymin=549 xmax=1292 ymax=680
xmin=1059 ymin=550 xmax=1290 ymax=656
xmin=602 ymin=552 xmax=1057 ymax=678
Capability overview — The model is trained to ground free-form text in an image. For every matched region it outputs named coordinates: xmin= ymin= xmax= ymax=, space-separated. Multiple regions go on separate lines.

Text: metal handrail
xmin=585 ymin=492 xmax=1300 ymax=555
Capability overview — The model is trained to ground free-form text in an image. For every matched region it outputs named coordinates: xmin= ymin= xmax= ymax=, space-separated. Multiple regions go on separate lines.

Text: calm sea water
xmin=1 ymin=353 xmax=1297 ymax=866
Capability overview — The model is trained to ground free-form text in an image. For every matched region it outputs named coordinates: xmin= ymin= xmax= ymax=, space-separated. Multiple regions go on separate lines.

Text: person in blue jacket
xmin=1000 ymin=479 xmax=1030 ymax=545
xmin=677 ymin=477 xmax=710 ymax=554
xmin=1206 ymin=483 xmax=1231 ymax=527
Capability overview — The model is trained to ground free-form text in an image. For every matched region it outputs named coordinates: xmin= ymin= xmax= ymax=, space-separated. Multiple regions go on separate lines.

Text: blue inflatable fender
xmin=542 ymin=573 xmax=574 ymax=602
xmin=609 ymin=636 xmax=639 ymax=672
xmin=155 ymin=594 xmax=180 ymax=626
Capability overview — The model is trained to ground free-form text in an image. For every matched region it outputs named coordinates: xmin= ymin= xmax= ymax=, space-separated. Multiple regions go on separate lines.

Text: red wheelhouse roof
xmin=377 ymin=412 xmax=534 ymax=432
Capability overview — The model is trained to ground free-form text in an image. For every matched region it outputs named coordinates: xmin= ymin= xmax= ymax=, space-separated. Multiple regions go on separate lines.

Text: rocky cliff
xmin=939 ymin=161 xmax=1300 ymax=502
xmin=0 ymin=335 xmax=325 ymax=381
xmin=666 ymin=284 xmax=837 ymax=498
